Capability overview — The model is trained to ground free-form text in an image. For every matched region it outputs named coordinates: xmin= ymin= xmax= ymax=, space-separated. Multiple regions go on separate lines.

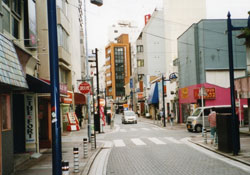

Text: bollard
xmin=73 ymin=147 xmax=79 ymax=173
xmin=203 ymin=128 xmax=207 ymax=144
xmin=83 ymin=138 xmax=88 ymax=159
xmin=91 ymin=134 xmax=95 ymax=150
xmin=62 ymin=160 xmax=69 ymax=175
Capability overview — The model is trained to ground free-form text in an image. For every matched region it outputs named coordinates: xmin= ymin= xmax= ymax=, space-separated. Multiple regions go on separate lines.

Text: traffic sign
xmin=78 ymin=82 xmax=91 ymax=94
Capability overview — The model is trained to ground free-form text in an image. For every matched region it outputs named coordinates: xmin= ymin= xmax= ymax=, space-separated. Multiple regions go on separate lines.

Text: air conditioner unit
xmin=90 ymin=0 xmax=103 ymax=6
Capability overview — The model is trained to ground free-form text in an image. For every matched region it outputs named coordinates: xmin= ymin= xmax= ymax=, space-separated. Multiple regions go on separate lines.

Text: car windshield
xmin=125 ymin=111 xmax=135 ymax=116
xmin=192 ymin=109 xmax=201 ymax=116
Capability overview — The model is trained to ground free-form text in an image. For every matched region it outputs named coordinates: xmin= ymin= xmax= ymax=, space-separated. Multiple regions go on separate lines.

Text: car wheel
xmin=195 ymin=125 xmax=202 ymax=133
xmin=135 ymin=121 xmax=137 ymax=124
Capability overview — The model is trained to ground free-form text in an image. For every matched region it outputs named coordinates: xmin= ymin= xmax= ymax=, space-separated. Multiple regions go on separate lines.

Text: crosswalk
xmin=111 ymin=137 xmax=184 ymax=147
xmin=117 ymin=127 xmax=165 ymax=133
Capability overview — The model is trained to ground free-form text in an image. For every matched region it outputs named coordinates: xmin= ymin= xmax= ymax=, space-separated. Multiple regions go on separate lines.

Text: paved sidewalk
xmin=13 ymin=124 xmax=114 ymax=175
xmin=139 ymin=116 xmax=250 ymax=166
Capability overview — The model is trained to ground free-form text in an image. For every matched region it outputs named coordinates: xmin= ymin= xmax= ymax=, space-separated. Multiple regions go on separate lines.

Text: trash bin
xmin=94 ymin=114 xmax=100 ymax=132
xmin=216 ymin=113 xmax=240 ymax=153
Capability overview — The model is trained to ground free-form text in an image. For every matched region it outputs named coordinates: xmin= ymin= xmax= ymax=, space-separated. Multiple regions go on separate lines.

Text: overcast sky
xmin=84 ymin=0 xmax=250 ymax=66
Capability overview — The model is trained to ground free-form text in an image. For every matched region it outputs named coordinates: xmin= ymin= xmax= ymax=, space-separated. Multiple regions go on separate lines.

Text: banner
xmin=100 ymin=106 xmax=106 ymax=126
xmin=25 ymin=94 xmax=36 ymax=143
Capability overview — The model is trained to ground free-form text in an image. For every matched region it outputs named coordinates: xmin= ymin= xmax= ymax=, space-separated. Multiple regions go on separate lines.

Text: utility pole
xmin=47 ymin=0 xmax=62 ymax=174
xmin=162 ymin=75 xmax=166 ymax=127
xmin=83 ymin=0 xmax=92 ymax=141
xmin=91 ymin=48 xmax=101 ymax=133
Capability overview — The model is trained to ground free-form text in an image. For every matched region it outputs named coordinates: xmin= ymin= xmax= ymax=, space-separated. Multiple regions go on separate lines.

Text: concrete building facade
xmin=177 ymin=19 xmax=248 ymax=122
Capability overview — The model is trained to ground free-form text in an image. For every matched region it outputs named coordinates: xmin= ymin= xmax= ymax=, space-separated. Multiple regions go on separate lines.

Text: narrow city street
xmin=89 ymin=114 xmax=250 ymax=175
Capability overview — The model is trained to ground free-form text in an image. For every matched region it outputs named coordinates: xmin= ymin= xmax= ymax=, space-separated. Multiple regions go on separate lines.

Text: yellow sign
xmin=181 ymin=88 xmax=189 ymax=99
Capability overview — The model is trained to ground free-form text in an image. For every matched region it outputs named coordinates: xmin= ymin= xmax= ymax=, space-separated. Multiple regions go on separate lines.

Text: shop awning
xmin=148 ymin=82 xmax=159 ymax=104
xmin=235 ymin=75 xmax=250 ymax=98
xmin=74 ymin=92 xmax=86 ymax=105
xmin=26 ymin=74 xmax=51 ymax=93
xmin=0 ymin=34 xmax=28 ymax=89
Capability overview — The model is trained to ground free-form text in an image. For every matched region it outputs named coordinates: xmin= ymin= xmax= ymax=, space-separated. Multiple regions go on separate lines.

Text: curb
xmin=188 ymin=139 xmax=250 ymax=167
xmin=81 ymin=143 xmax=104 ymax=175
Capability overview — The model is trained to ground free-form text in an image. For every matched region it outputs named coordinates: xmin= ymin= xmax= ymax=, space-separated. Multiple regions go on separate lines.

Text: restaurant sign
xmin=25 ymin=94 xmax=36 ymax=143
xmin=194 ymin=88 xmax=216 ymax=99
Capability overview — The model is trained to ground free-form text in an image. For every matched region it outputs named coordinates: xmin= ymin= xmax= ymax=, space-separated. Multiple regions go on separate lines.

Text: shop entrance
xmin=38 ymin=98 xmax=51 ymax=148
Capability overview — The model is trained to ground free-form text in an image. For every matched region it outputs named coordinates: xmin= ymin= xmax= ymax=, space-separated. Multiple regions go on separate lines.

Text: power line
xmin=143 ymin=31 xmax=246 ymax=54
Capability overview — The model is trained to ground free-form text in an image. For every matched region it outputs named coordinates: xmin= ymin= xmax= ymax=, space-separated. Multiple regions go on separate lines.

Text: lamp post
xmin=226 ymin=12 xmax=250 ymax=155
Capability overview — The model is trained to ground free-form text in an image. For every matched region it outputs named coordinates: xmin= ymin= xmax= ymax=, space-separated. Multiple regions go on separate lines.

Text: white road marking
xmin=165 ymin=137 xmax=182 ymax=144
xmin=113 ymin=139 xmax=126 ymax=147
xmin=141 ymin=128 xmax=150 ymax=131
xmin=131 ymin=138 xmax=146 ymax=146
xmin=152 ymin=127 xmax=160 ymax=131
xmin=130 ymin=128 xmax=138 ymax=131
xmin=148 ymin=137 xmax=166 ymax=145
xmin=119 ymin=129 xmax=127 ymax=132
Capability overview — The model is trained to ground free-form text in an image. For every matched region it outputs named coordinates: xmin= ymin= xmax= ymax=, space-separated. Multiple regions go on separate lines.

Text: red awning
xmin=74 ymin=92 xmax=86 ymax=105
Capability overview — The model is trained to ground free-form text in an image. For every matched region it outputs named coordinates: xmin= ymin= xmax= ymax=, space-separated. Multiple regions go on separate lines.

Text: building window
xmin=2 ymin=0 xmax=21 ymax=39
xmin=114 ymin=47 xmax=125 ymax=96
xmin=137 ymin=59 xmax=144 ymax=67
xmin=137 ymin=45 xmax=143 ymax=53
xmin=59 ymin=68 xmax=68 ymax=84
xmin=57 ymin=25 xmax=69 ymax=51
xmin=1 ymin=94 xmax=11 ymax=131
xmin=12 ymin=0 xmax=21 ymax=16
xmin=106 ymin=72 xmax=111 ymax=77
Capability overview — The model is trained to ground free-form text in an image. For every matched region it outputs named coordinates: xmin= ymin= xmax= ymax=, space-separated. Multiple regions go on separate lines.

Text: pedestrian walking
xmin=208 ymin=108 xmax=217 ymax=145
xmin=170 ymin=110 xmax=175 ymax=128
xmin=159 ymin=109 xmax=164 ymax=126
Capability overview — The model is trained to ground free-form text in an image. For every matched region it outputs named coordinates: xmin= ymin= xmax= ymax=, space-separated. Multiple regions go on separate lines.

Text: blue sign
xmin=130 ymin=78 xmax=133 ymax=88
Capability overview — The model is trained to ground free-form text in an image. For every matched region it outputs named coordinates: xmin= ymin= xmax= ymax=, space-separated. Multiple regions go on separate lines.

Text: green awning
xmin=0 ymin=34 xmax=28 ymax=89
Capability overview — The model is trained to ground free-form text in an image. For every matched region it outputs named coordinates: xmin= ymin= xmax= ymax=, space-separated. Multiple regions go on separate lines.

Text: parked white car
xmin=122 ymin=110 xmax=137 ymax=124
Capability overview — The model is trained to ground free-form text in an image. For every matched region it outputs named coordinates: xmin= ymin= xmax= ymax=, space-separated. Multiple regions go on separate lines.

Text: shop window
xmin=1 ymin=94 xmax=11 ymax=131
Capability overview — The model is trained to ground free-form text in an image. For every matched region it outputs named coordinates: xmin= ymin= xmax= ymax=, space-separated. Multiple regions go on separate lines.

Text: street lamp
xmin=161 ymin=72 xmax=178 ymax=127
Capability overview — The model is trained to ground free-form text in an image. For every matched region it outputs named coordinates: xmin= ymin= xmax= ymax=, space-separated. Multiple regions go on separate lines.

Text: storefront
xmin=178 ymin=83 xmax=247 ymax=123
xmin=147 ymin=82 xmax=159 ymax=119
xmin=0 ymin=34 xmax=29 ymax=175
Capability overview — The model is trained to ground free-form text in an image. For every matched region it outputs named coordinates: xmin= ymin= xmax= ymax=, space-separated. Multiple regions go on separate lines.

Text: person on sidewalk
xmin=208 ymin=108 xmax=217 ymax=145
xmin=170 ymin=110 xmax=175 ymax=128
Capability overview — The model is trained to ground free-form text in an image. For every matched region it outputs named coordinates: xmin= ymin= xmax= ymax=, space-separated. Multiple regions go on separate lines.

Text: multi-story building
xmin=105 ymin=34 xmax=131 ymax=102
xmin=178 ymin=19 xmax=248 ymax=123
xmin=135 ymin=9 xmax=166 ymax=117
xmin=0 ymin=0 xmax=40 ymax=174
xmin=163 ymin=0 xmax=206 ymax=120
xmin=0 ymin=0 xmax=84 ymax=173
xmin=36 ymin=0 xmax=85 ymax=148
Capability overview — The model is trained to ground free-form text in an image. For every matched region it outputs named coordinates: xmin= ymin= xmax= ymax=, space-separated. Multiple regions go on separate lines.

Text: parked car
xmin=122 ymin=110 xmax=137 ymax=124
xmin=186 ymin=105 xmax=231 ymax=132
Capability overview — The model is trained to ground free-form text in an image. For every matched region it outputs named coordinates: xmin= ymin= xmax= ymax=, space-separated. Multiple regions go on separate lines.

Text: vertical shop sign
xmin=25 ymin=94 xmax=36 ymax=143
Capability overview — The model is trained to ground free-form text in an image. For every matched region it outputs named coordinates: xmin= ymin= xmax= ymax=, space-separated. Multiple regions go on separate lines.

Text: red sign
xmin=78 ymin=82 xmax=91 ymax=94
xmin=144 ymin=14 xmax=151 ymax=25
xmin=194 ymin=88 xmax=216 ymax=99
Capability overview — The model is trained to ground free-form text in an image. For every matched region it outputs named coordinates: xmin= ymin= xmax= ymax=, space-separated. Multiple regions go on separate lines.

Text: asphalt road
xmin=89 ymin=114 xmax=250 ymax=175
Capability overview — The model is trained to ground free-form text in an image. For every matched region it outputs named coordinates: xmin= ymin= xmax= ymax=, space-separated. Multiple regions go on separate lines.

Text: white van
xmin=186 ymin=105 xmax=231 ymax=132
